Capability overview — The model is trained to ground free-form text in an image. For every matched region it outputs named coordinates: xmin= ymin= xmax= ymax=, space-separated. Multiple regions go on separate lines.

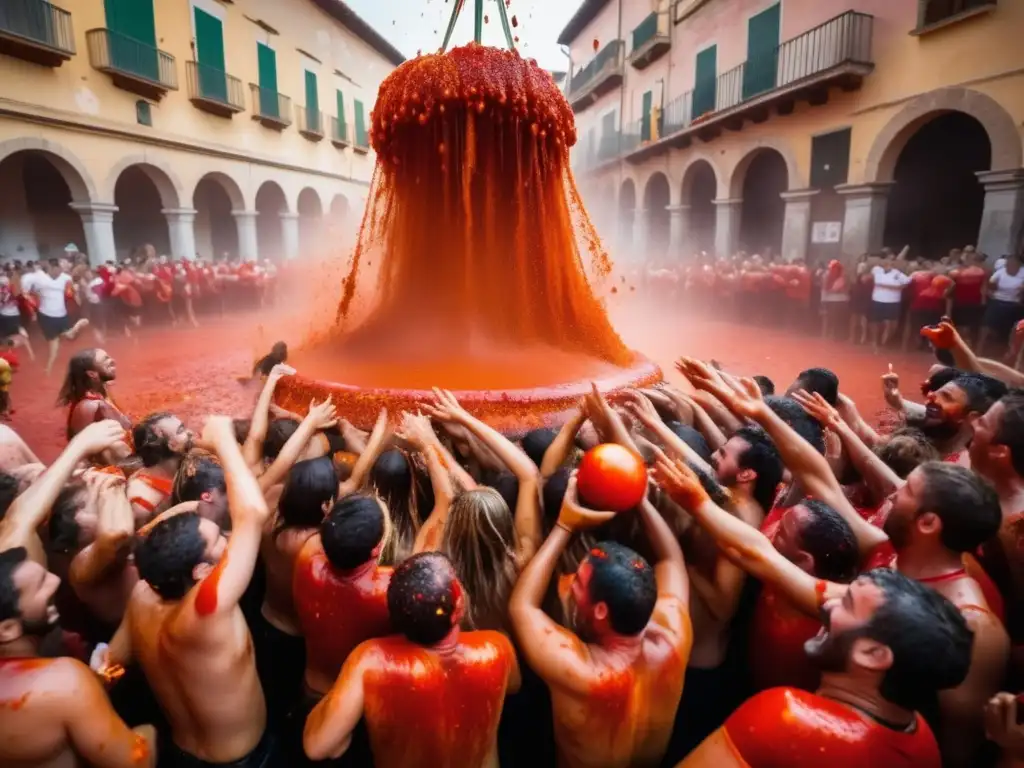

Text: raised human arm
xmin=673 ymin=390 xmax=727 ymax=450
xmin=63 ymin=659 xmax=156 ymax=768
xmin=258 ymin=398 xmax=337 ymax=492
xmin=243 ymin=364 xmax=295 ymax=467
xmin=412 ymin=443 xmax=455 ymax=553
xmin=304 ymin=647 xmax=368 ymax=761
xmin=540 ymin=404 xmax=586 ymax=479
xmin=584 ymin=383 xmax=640 ymax=453
xmin=928 ymin=319 xmax=1024 ymax=386
xmin=189 ymin=417 xmax=270 ymax=617
xmin=338 ymin=408 xmax=390 ymax=496
xmin=0 ymin=420 xmax=124 ymax=556
xmin=70 ymin=478 xmax=135 ymax=591
xmin=654 ymin=456 xmax=838 ymax=618
xmin=638 ymin=496 xmax=689 ymax=619
xmin=508 ymin=475 xmax=614 ymax=693
xmin=623 ymin=391 xmax=713 ymax=476
xmin=985 ymin=693 xmax=1024 ymax=764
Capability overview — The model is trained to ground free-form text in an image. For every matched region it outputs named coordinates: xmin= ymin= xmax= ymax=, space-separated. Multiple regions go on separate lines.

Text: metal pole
xmin=474 ymin=0 xmax=484 ymax=43
xmin=495 ymin=0 xmax=516 ymax=50
xmin=440 ymin=0 xmax=465 ymax=52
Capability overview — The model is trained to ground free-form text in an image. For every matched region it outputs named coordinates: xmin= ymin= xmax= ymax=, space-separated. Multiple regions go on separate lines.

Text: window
xmin=742 ymin=3 xmax=780 ymax=100
xmin=103 ymin=0 xmax=158 ymax=79
xmin=304 ymin=70 xmax=320 ymax=131
xmin=916 ymin=0 xmax=996 ymax=30
xmin=193 ymin=7 xmax=227 ymax=101
xmin=693 ymin=45 xmax=717 ymax=118
xmin=256 ymin=42 xmax=278 ymax=117
xmin=354 ymin=99 xmax=367 ymax=146
xmin=810 ymin=128 xmax=852 ymax=189
xmin=136 ymin=100 xmax=152 ymax=126
xmin=336 ymin=89 xmax=347 ymax=140
xmin=641 ymin=90 xmax=653 ymax=141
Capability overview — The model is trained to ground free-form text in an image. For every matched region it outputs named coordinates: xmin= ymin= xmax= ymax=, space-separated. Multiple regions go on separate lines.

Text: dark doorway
xmin=739 ymin=150 xmax=787 ymax=257
xmin=194 ymin=177 xmax=238 ymax=259
xmin=685 ymin=161 xmax=717 ymax=255
xmin=619 ymin=179 xmax=636 ymax=253
xmin=255 ymin=182 xmax=287 ymax=261
xmin=644 ymin=173 xmax=671 ymax=262
xmin=0 ymin=151 xmax=86 ymax=261
xmin=113 ymin=166 xmax=170 ymax=259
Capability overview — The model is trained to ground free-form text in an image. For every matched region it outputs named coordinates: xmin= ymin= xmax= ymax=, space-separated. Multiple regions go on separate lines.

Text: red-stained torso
xmin=359 ymin=632 xmax=515 ymax=768
xmin=682 ymin=687 xmax=941 ymax=768
xmin=748 ymin=585 xmax=821 ymax=694
xmin=293 ymin=539 xmax=393 ymax=694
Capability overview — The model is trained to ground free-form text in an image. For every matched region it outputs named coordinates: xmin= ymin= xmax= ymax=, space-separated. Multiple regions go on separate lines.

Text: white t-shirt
xmin=870 ymin=266 xmax=911 ymax=303
xmin=85 ymin=277 xmax=104 ymax=305
xmin=0 ymin=276 xmax=19 ymax=317
xmin=990 ymin=267 xmax=1024 ymax=303
xmin=22 ymin=271 xmax=72 ymax=317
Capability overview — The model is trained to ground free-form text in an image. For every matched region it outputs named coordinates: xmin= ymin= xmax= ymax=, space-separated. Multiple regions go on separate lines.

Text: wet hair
xmin=925 ymin=367 xmax=961 ymax=394
xmin=132 ymin=412 xmax=176 ymax=467
xmin=795 ymin=499 xmax=859 ymax=583
xmin=765 ymin=396 xmax=825 ymax=454
xmin=952 ymin=373 xmax=1005 ymax=415
xmin=994 ymin=391 xmax=1024 ymax=476
xmin=585 ymin=542 xmax=656 ymax=636
xmin=734 ymin=425 xmax=784 ymax=513
xmin=370 ymin=449 xmax=420 ymax=566
xmin=277 ymin=457 xmax=337 ymax=532
xmin=916 ymin=462 xmax=1001 ymax=552
xmin=487 ymin=470 xmax=519 ymax=513
xmin=134 ymin=512 xmax=207 ymax=600
xmin=688 ymin=461 xmax=731 ymax=508
xmin=232 ymin=419 xmax=251 ymax=445
xmin=875 ymin=428 xmax=940 ymax=479
xmin=0 ymin=472 xmax=19 ymax=522
xmin=666 ymin=422 xmax=712 ymax=465
xmin=320 ymin=494 xmax=384 ymax=570
xmin=521 ymin=428 xmax=557 ymax=468
xmin=794 ymin=367 xmax=840 ymax=406
xmin=253 ymin=341 xmax=288 ymax=378
xmin=859 ymin=568 xmax=973 ymax=711
xmin=57 ymin=349 xmax=102 ymax=421
xmin=171 ymin=455 xmax=226 ymax=505
xmin=441 ymin=487 xmax=518 ymax=632
xmin=0 ymin=546 xmax=28 ymax=621
xmin=387 ymin=552 xmax=460 ymax=646
xmin=47 ymin=480 xmax=88 ymax=554
xmin=752 ymin=375 xmax=776 ymax=397
xmin=264 ymin=418 xmax=300 ymax=461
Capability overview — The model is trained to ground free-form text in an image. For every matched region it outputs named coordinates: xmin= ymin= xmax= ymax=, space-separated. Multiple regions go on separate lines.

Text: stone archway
xmin=735 ymin=148 xmax=789 ymax=256
xmin=618 ymin=178 xmax=637 ymax=252
xmin=680 ymin=159 xmax=719 ymax=255
xmin=112 ymin=164 xmax=179 ymax=259
xmin=193 ymin=173 xmax=244 ymax=259
xmin=297 ymin=187 xmax=324 ymax=256
xmin=255 ymin=181 xmax=288 ymax=261
xmin=329 ymin=193 xmax=350 ymax=229
xmin=104 ymin=157 xmax=184 ymax=210
xmin=0 ymin=138 xmax=97 ymax=203
xmin=643 ymin=172 xmax=671 ymax=262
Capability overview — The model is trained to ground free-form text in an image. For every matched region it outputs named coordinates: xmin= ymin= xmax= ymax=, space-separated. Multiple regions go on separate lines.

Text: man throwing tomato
xmin=509 ymin=473 xmax=691 ymax=768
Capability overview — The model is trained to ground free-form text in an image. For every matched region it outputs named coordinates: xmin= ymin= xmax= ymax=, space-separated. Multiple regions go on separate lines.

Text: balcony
xmin=630 ymin=12 xmax=670 ymax=70
xmin=567 ymin=40 xmax=625 ymax=113
xmin=624 ymin=11 xmax=874 ymax=164
xmin=249 ymin=84 xmax=291 ymax=130
xmin=573 ymin=130 xmax=641 ymax=174
xmin=297 ymin=106 xmax=324 ymax=141
xmin=912 ymin=0 xmax=996 ymax=35
xmin=186 ymin=61 xmax=244 ymax=117
xmin=329 ymin=116 xmax=350 ymax=148
xmin=86 ymin=28 xmax=177 ymax=100
xmin=0 ymin=0 xmax=74 ymax=67
xmin=353 ymin=123 xmax=369 ymax=154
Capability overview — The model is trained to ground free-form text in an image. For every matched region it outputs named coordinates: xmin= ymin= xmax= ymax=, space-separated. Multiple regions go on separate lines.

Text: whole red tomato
xmin=576 ymin=443 xmax=647 ymax=512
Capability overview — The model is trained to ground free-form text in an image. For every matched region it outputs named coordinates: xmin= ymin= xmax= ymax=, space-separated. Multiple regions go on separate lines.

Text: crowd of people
xmin=645 ymin=245 xmax=1024 ymax=360
xmin=0 ymin=244 xmax=283 ymax=377
xmin=1 ymin=295 xmax=1024 ymax=767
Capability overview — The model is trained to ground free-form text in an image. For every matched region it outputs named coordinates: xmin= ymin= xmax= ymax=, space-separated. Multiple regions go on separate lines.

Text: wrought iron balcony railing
xmin=630 ymin=12 xmax=670 ymax=69
xmin=353 ymin=122 xmax=369 ymax=153
xmin=297 ymin=105 xmax=324 ymax=139
xmin=567 ymin=39 xmax=625 ymax=109
xmin=0 ymin=0 xmax=74 ymax=66
xmin=87 ymin=28 xmax=177 ymax=99
xmin=329 ymin=116 xmax=350 ymax=147
xmin=250 ymin=84 xmax=292 ymax=129
xmin=186 ymin=60 xmax=244 ymax=117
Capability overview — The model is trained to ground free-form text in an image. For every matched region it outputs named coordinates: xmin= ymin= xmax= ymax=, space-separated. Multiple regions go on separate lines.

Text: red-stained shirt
xmin=908 ymin=271 xmax=940 ymax=311
xmin=361 ymin=633 xmax=516 ymax=768
xmin=293 ymin=547 xmax=392 ymax=689
xmin=786 ymin=267 xmax=812 ymax=301
xmin=748 ymin=587 xmax=822 ymax=694
xmin=952 ymin=265 xmax=986 ymax=306
xmin=723 ymin=687 xmax=941 ymax=768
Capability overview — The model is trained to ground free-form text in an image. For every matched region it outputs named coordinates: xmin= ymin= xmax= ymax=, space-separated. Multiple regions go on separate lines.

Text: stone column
xmin=281 ymin=212 xmax=300 ymax=261
xmin=667 ymin=204 xmax=691 ymax=258
xmin=976 ymin=169 xmax=1024 ymax=261
xmin=232 ymin=210 xmax=259 ymax=262
xmin=69 ymin=202 xmax=118 ymax=267
xmin=835 ymin=182 xmax=893 ymax=259
xmin=712 ymin=198 xmax=742 ymax=259
xmin=779 ymin=189 xmax=819 ymax=262
xmin=162 ymin=208 xmax=197 ymax=261
xmin=632 ymin=208 xmax=647 ymax=264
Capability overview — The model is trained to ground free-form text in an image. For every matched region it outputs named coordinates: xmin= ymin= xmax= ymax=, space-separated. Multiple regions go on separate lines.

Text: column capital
xmin=162 ymin=207 xmax=197 ymax=221
xmin=712 ymin=198 xmax=742 ymax=207
xmin=69 ymin=202 xmax=118 ymax=220
xmin=231 ymin=209 xmax=259 ymax=219
xmin=780 ymin=188 xmax=820 ymax=202
xmin=666 ymin=204 xmax=692 ymax=214
xmin=835 ymin=182 xmax=895 ymax=198
xmin=280 ymin=212 xmax=301 ymax=220
xmin=976 ymin=169 xmax=1024 ymax=191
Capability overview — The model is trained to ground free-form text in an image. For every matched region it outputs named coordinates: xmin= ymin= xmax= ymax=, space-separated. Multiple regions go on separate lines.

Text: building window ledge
xmin=911 ymin=2 xmax=996 ymax=36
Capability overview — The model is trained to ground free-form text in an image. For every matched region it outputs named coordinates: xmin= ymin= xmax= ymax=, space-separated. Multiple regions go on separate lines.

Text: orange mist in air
xmin=332 ymin=44 xmax=631 ymax=367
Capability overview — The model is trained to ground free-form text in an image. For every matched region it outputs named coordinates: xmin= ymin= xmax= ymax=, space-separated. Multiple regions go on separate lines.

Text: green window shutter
xmin=693 ymin=45 xmax=717 ymax=118
xmin=104 ymin=0 xmax=158 ymax=81
xmin=354 ymin=99 xmax=366 ymax=145
xmin=743 ymin=3 xmax=780 ymax=100
xmin=194 ymin=8 xmax=227 ymax=102
xmin=640 ymin=90 xmax=652 ymax=141
xmin=305 ymin=70 xmax=320 ymax=130
xmin=257 ymin=43 xmax=278 ymax=117
xmin=336 ymin=90 xmax=347 ymax=140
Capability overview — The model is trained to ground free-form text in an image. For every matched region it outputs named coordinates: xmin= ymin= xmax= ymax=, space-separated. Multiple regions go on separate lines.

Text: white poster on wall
xmin=812 ymin=221 xmax=842 ymax=244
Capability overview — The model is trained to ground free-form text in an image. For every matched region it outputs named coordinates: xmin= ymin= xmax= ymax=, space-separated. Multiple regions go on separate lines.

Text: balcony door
xmin=194 ymin=7 xmax=227 ymax=102
xmin=742 ymin=3 xmax=780 ymax=100
xmin=641 ymin=90 xmax=653 ymax=142
xmin=693 ymin=45 xmax=717 ymax=118
xmin=104 ymin=0 xmax=158 ymax=81
xmin=305 ymin=70 xmax=320 ymax=131
xmin=257 ymin=43 xmax=279 ymax=118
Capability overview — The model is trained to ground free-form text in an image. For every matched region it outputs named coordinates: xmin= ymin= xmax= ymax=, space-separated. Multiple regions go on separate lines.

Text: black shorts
xmin=910 ymin=307 xmax=944 ymax=331
xmin=870 ymin=301 xmax=901 ymax=323
xmin=161 ymin=728 xmax=277 ymax=768
xmin=984 ymin=299 xmax=1024 ymax=336
xmin=952 ymin=303 xmax=984 ymax=328
xmin=37 ymin=312 xmax=70 ymax=341
xmin=251 ymin=610 xmax=306 ymax=731
xmin=0 ymin=314 xmax=20 ymax=338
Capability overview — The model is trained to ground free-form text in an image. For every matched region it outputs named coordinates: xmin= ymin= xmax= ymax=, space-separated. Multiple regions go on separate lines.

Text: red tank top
xmin=724 ymin=687 xmax=941 ymax=768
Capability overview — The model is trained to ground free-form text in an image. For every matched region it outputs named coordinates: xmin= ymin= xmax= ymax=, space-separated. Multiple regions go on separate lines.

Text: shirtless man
xmin=917 ymin=372 xmax=1002 ymax=466
xmin=509 ymin=474 xmax=690 ymax=768
xmin=112 ymin=416 xmax=274 ymax=766
xmin=58 ymin=350 xmax=132 ymax=464
xmin=168 ymin=454 xmax=228 ymax=529
xmin=0 ymin=546 xmax=156 ymax=768
xmin=126 ymin=412 xmax=194 ymax=525
xmin=304 ymin=551 xmax=521 ymax=767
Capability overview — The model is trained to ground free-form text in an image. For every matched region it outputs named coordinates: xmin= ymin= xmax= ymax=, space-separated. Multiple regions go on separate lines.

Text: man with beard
xmin=304 ymin=552 xmax=520 ymax=767
xmin=127 ymin=412 xmax=194 ymax=525
xmin=920 ymin=372 xmax=1004 ymax=465
xmin=969 ymin=390 xmax=1024 ymax=686
xmin=655 ymin=458 xmax=973 ymax=768
xmin=59 ymin=349 xmax=132 ymax=462
xmin=0 ymin=546 xmax=157 ymax=767
xmin=509 ymin=474 xmax=690 ymax=768
xmin=109 ymin=417 xmax=273 ymax=767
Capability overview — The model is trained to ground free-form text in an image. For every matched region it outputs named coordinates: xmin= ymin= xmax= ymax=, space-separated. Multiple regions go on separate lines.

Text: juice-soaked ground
xmin=9 ymin=296 xmax=934 ymax=462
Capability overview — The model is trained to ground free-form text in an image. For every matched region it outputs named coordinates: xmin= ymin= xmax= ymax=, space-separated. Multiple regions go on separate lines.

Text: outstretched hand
xmin=399 ymin=411 xmax=437 ymax=450
xmin=71 ymin=419 xmax=127 ymax=457
xmin=676 ymin=358 xmax=764 ymax=419
xmin=790 ymin=389 xmax=842 ymax=430
xmin=919 ymin=318 xmax=962 ymax=351
xmin=267 ymin=363 xmax=296 ymax=383
xmin=620 ymin=389 xmax=661 ymax=427
xmin=422 ymin=388 xmax=470 ymax=424
xmin=557 ymin=472 xmax=618 ymax=532
xmin=305 ymin=398 xmax=339 ymax=431
xmin=653 ymin=452 xmax=710 ymax=512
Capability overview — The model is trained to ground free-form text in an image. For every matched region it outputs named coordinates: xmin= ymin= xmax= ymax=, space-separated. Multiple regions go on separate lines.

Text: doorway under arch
xmin=113 ymin=165 xmax=173 ymax=259
xmin=682 ymin=160 xmax=717 ymax=256
xmin=194 ymin=174 xmax=242 ymax=260
xmin=644 ymin=173 xmax=671 ymax=262
xmin=618 ymin=178 xmax=636 ymax=252
xmin=737 ymin=149 xmax=788 ymax=257
xmin=297 ymin=188 xmax=324 ymax=256
xmin=255 ymin=181 xmax=288 ymax=261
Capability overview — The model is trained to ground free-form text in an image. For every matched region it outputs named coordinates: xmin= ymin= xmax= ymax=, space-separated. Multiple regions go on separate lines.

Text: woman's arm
xmin=540 ymin=405 xmax=586 ymax=479
xmin=242 ymin=364 xmax=295 ymax=468
xmin=258 ymin=399 xmax=337 ymax=493
xmin=338 ymin=409 xmax=390 ymax=496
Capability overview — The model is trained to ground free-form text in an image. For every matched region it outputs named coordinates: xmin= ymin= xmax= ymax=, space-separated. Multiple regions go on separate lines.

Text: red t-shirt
xmin=724 ymin=687 xmax=942 ymax=768
xmin=749 ymin=586 xmax=822 ymax=693
xmin=786 ymin=267 xmax=812 ymax=301
xmin=908 ymin=271 xmax=941 ymax=311
xmin=952 ymin=266 xmax=986 ymax=306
